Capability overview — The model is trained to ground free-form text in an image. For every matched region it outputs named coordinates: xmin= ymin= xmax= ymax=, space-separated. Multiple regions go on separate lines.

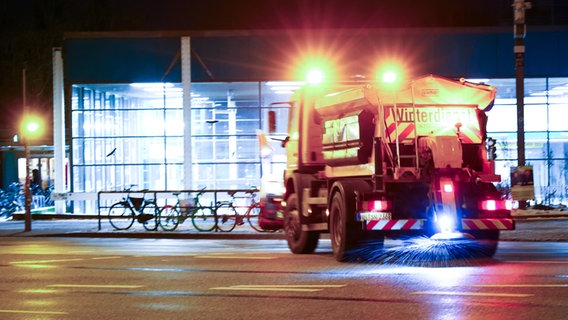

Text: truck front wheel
xmin=284 ymin=194 xmax=319 ymax=254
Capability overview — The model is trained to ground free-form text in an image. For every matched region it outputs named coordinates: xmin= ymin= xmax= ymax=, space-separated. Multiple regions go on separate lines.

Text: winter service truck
xmin=272 ymin=74 xmax=514 ymax=262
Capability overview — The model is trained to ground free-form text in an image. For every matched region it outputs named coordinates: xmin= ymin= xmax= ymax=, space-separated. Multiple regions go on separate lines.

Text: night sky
xmin=0 ymin=0 xmax=565 ymax=142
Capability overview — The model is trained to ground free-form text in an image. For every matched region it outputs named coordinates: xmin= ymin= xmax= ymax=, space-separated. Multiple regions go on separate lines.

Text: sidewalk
xmin=0 ymin=217 xmax=287 ymax=240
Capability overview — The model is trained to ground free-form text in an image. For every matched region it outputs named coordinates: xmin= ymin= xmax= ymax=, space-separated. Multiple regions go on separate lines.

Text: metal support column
xmin=53 ymin=48 xmax=66 ymax=213
xmin=182 ymin=37 xmax=193 ymax=189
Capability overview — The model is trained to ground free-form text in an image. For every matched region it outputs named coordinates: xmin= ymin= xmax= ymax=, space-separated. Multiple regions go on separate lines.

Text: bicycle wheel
xmin=191 ymin=206 xmax=216 ymax=232
xmin=215 ymin=203 xmax=239 ymax=232
xmin=158 ymin=205 xmax=180 ymax=231
xmin=108 ymin=202 xmax=135 ymax=230
xmin=141 ymin=201 xmax=158 ymax=231
xmin=247 ymin=203 xmax=271 ymax=232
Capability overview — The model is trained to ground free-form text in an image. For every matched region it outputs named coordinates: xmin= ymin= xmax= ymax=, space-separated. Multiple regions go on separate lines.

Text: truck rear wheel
xmin=284 ymin=194 xmax=319 ymax=254
xmin=469 ymin=230 xmax=500 ymax=257
xmin=330 ymin=191 xmax=367 ymax=262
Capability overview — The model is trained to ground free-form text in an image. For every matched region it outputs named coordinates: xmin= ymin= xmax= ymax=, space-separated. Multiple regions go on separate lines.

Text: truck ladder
xmin=393 ymin=84 xmax=419 ymax=179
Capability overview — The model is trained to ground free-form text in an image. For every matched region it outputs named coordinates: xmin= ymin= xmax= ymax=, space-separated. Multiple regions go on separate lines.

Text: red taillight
xmin=364 ymin=200 xmax=391 ymax=212
xmin=479 ymin=199 xmax=512 ymax=211
xmin=442 ymin=183 xmax=453 ymax=193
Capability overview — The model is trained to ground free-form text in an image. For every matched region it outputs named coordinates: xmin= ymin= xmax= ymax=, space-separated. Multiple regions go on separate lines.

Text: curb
xmin=38 ymin=230 xmax=288 ymax=240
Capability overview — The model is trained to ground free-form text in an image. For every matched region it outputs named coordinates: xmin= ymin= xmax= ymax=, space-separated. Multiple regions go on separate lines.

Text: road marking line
xmin=509 ymin=260 xmax=568 ymax=264
xmin=11 ymin=258 xmax=85 ymax=265
xmin=48 ymin=284 xmax=145 ymax=289
xmin=211 ymin=284 xmax=346 ymax=292
xmin=473 ymin=284 xmax=568 ymax=288
xmin=10 ymin=256 xmax=121 ymax=265
xmin=0 ymin=309 xmax=68 ymax=315
xmin=211 ymin=287 xmax=321 ymax=292
xmin=412 ymin=291 xmax=534 ymax=297
xmin=193 ymin=255 xmax=275 ymax=260
xmin=233 ymin=284 xmax=346 ymax=288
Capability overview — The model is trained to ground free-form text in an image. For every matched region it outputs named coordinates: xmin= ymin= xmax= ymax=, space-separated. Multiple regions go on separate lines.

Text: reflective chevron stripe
xmin=366 ymin=219 xmax=424 ymax=231
xmin=461 ymin=219 xmax=515 ymax=230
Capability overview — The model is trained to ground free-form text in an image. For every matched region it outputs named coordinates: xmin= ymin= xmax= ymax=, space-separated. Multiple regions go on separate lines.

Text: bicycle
xmin=157 ymin=188 xmax=216 ymax=232
xmin=0 ymin=183 xmax=24 ymax=219
xmin=215 ymin=189 xmax=271 ymax=232
xmin=108 ymin=187 xmax=158 ymax=231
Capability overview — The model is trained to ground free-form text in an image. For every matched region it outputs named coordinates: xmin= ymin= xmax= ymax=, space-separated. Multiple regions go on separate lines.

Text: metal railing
xmin=96 ymin=188 xmax=259 ymax=231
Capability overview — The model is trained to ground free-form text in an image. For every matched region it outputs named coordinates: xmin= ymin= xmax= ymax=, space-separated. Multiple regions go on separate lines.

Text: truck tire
xmin=470 ymin=230 xmax=500 ymax=257
xmin=284 ymin=194 xmax=319 ymax=254
xmin=330 ymin=191 xmax=366 ymax=262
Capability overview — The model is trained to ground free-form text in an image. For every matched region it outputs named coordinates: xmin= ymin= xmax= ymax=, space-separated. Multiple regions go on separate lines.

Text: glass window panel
xmin=236 ymin=108 xmax=260 ymax=119
xmin=165 ymin=137 xmax=184 ymax=163
xmin=486 ymin=78 xmax=515 ymax=100
xmin=523 ymin=159 xmax=547 ymax=200
xmin=525 ymin=132 xmax=549 ymax=160
xmin=524 ymin=104 xmax=548 ymax=131
xmin=486 ymin=104 xmax=517 ymax=132
xmin=549 ymin=104 xmax=568 ymax=131
xmin=546 ymin=77 xmax=568 ymax=105
xmin=212 ymin=139 xmax=230 ymax=160
xmin=165 ymin=164 xmax=184 ymax=190
xmin=191 ymin=164 xmax=215 ymax=189
xmin=214 ymin=120 xmax=230 ymax=135
xmin=236 ymin=119 xmax=260 ymax=134
xmin=193 ymin=138 xmax=215 ymax=162
xmin=485 ymin=132 xmax=517 ymax=161
xmin=138 ymin=137 xmax=166 ymax=163
xmin=525 ymin=78 xmax=547 ymax=104
xmin=165 ymin=109 xmax=184 ymax=136
xmin=548 ymin=159 xmax=568 ymax=187
xmin=236 ymin=138 xmax=258 ymax=160
xmin=549 ymin=132 xmax=568 ymax=160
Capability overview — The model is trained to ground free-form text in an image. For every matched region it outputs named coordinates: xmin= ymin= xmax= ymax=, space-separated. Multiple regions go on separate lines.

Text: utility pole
xmin=513 ymin=0 xmax=531 ymax=167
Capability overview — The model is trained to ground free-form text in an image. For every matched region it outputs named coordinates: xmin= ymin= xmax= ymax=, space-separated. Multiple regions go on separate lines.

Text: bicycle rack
xmin=97 ymin=188 xmax=259 ymax=231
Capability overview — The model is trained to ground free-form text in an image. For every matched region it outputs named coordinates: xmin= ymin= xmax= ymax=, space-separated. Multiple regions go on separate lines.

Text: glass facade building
xmin=71 ymin=81 xmax=291 ymax=212
xmin=71 ymin=77 xmax=568 ymax=213
xmin=486 ymin=78 xmax=568 ymax=204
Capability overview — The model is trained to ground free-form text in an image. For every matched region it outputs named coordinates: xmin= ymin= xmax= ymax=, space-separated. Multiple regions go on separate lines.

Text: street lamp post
xmin=513 ymin=0 xmax=531 ymax=167
xmin=20 ymin=116 xmax=43 ymax=232
xmin=24 ymin=138 xmax=32 ymax=231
